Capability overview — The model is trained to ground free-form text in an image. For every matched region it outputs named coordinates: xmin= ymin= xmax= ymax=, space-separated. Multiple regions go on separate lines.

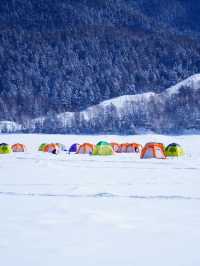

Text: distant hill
xmin=1 ymin=74 xmax=199 ymax=134
xmin=0 ymin=0 xmax=200 ymax=131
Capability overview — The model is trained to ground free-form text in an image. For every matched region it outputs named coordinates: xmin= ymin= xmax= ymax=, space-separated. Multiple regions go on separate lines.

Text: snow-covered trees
xmin=0 ymin=0 xmax=200 ymax=132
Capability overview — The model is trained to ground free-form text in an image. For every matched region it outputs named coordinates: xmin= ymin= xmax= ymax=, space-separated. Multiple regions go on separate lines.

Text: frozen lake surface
xmin=0 ymin=134 xmax=200 ymax=266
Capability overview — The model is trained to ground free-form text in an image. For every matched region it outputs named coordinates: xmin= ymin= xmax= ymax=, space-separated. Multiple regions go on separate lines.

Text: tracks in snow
xmin=0 ymin=191 xmax=200 ymax=201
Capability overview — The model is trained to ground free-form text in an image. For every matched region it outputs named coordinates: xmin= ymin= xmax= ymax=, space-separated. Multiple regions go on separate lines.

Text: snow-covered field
xmin=0 ymin=134 xmax=200 ymax=266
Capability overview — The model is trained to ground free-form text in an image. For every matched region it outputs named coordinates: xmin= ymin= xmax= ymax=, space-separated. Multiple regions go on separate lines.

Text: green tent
xmin=39 ymin=143 xmax=47 ymax=151
xmin=93 ymin=141 xmax=114 ymax=156
xmin=165 ymin=143 xmax=184 ymax=157
xmin=96 ymin=141 xmax=110 ymax=146
xmin=0 ymin=144 xmax=12 ymax=154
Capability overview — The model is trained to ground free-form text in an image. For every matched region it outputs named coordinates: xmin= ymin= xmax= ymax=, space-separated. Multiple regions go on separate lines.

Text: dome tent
xmin=165 ymin=143 xmax=184 ymax=157
xmin=69 ymin=143 xmax=80 ymax=153
xmin=0 ymin=143 xmax=12 ymax=154
xmin=118 ymin=143 xmax=142 ymax=153
xmin=126 ymin=143 xmax=143 ymax=153
xmin=77 ymin=143 xmax=94 ymax=154
xmin=141 ymin=143 xmax=166 ymax=159
xmin=44 ymin=144 xmax=60 ymax=154
xmin=12 ymin=143 xmax=26 ymax=152
xmin=0 ymin=143 xmax=8 ymax=146
xmin=118 ymin=143 xmax=129 ymax=153
xmin=39 ymin=143 xmax=47 ymax=151
xmin=96 ymin=141 xmax=111 ymax=147
xmin=110 ymin=142 xmax=120 ymax=153
xmin=93 ymin=141 xmax=114 ymax=156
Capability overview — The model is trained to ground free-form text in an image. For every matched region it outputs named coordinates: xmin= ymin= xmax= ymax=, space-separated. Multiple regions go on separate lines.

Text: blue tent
xmin=69 ymin=143 xmax=80 ymax=153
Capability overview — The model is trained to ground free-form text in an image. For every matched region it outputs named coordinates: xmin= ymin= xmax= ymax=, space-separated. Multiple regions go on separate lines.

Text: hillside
xmin=0 ymin=0 xmax=200 ymax=124
xmin=1 ymin=74 xmax=199 ymax=134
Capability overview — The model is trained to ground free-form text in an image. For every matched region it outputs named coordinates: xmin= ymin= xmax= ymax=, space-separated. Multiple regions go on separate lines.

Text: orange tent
xmin=110 ymin=143 xmax=120 ymax=153
xmin=118 ymin=143 xmax=143 ymax=153
xmin=140 ymin=143 xmax=166 ymax=159
xmin=126 ymin=143 xmax=143 ymax=153
xmin=157 ymin=143 xmax=165 ymax=151
xmin=77 ymin=143 xmax=94 ymax=154
xmin=12 ymin=143 xmax=27 ymax=152
xmin=44 ymin=143 xmax=60 ymax=154
xmin=119 ymin=143 xmax=129 ymax=153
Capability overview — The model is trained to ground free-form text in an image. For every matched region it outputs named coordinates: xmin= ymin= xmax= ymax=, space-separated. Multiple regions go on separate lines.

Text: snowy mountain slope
xmin=1 ymin=1 xmax=200 ymax=121
xmin=95 ymin=92 xmax=156 ymax=109
xmin=57 ymin=73 xmax=200 ymax=122
xmin=0 ymin=74 xmax=200 ymax=134
xmin=22 ymin=92 xmax=156 ymax=129
xmin=50 ymin=74 xmax=200 ymax=129
xmin=90 ymin=73 xmax=200 ymax=110
xmin=165 ymin=74 xmax=200 ymax=96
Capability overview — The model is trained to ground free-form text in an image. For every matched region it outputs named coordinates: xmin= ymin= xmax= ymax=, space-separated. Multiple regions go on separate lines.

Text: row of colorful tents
xmin=0 ymin=141 xmax=184 ymax=158
xmin=37 ymin=142 xmax=143 ymax=155
xmin=38 ymin=141 xmax=184 ymax=158
xmin=0 ymin=143 xmax=27 ymax=154
xmin=38 ymin=141 xmax=143 ymax=155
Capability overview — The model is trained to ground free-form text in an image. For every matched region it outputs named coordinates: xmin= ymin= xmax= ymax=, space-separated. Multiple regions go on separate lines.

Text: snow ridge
xmin=165 ymin=74 xmax=200 ymax=95
xmin=0 ymin=74 xmax=200 ymax=133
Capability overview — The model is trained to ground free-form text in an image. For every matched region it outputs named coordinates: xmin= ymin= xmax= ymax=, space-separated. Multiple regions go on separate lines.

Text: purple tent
xmin=69 ymin=143 xmax=80 ymax=153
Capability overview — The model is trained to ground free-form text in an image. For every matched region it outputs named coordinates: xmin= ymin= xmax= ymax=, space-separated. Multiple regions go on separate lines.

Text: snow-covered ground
xmin=0 ymin=134 xmax=200 ymax=266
